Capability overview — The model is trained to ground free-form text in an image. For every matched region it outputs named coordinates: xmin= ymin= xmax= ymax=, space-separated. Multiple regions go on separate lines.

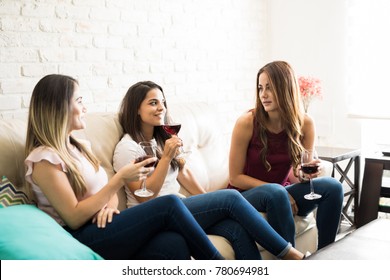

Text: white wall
xmin=266 ymin=0 xmax=361 ymax=149
xmin=0 ymin=0 xmax=369 ymax=151
xmin=0 ymin=0 xmax=267 ymax=138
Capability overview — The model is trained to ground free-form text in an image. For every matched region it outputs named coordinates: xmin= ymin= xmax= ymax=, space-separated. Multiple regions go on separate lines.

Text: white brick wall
xmin=0 ymin=0 xmax=267 ymax=136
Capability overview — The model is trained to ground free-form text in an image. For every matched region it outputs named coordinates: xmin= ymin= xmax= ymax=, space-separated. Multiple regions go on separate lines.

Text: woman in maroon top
xmin=228 ymin=61 xmax=343 ymax=250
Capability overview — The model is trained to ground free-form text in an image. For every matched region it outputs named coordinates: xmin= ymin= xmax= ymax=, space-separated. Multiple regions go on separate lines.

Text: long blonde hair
xmin=25 ymin=74 xmax=99 ymax=198
xmin=254 ymin=61 xmax=304 ymax=175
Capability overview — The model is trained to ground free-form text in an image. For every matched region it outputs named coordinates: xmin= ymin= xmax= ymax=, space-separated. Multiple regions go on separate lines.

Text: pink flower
xmin=298 ymin=76 xmax=323 ymax=113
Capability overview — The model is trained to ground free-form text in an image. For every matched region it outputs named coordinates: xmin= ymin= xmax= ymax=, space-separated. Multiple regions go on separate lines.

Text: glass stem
xmin=309 ymin=179 xmax=314 ymax=194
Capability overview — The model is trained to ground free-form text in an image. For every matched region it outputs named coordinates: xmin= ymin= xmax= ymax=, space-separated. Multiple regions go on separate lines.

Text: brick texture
xmin=0 ymin=0 xmax=266 ymax=136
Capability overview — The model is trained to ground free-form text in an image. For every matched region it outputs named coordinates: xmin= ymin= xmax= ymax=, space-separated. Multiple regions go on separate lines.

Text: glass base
xmin=304 ymin=193 xmax=322 ymax=200
xmin=134 ymin=188 xmax=154 ymax=197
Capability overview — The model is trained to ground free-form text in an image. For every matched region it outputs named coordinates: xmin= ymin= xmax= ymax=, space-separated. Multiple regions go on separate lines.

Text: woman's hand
xmin=162 ymin=136 xmax=182 ymax=160
xmin=92 ymin=206 xmax=120 ymax=228
xmin=288 ymin=193 xmax=298 ymax=215
xmin=119 ymin=157 xmax=157 ymax=183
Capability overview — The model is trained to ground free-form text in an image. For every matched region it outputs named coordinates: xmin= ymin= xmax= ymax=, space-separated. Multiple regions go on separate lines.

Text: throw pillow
xmin=0 ymin=176 xmax=30 ymax=208
xmin=0 ymin=204 xmax=103 ymax=260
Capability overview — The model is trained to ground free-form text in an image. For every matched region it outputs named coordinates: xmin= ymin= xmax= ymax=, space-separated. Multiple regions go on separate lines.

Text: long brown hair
xmin=25 ymin=74 xmax=100 ymax=198
xmin=118 ymin=81 xmax=180 ymax=170
xmin=254 ymin=61 xmax=304 ymax=174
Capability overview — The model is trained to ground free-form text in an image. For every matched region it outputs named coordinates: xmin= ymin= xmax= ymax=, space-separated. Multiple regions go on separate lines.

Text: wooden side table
xmin=356 ymin=153 xmax=390 ymax=228
xmin=316 ymin=146 xmax=361 ymax=225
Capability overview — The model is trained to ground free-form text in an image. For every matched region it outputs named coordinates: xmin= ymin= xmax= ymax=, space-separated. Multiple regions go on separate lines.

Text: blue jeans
xmin=241 ymin=177 xmax=343 ymax=249
xmin=182 ymin=189 xmax=292 ymax=259
xmin=65 ymin=195 xmax=223 ymax=260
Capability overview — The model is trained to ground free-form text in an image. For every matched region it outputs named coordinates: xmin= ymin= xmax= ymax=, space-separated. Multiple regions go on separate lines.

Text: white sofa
xmin=0 ymin=102 xmax=320 ymax=259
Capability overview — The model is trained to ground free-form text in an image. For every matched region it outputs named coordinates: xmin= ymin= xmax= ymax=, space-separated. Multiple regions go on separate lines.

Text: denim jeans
xmin=241 ymin=177 xmax=343 ymax=249
xmin=182 ymin=189 xmax=292 ymax=259
xmin=65 ymin=195 xmax=223 ymax=260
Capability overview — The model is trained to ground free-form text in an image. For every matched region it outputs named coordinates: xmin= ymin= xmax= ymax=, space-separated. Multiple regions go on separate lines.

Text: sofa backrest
xmin=0 ymin=102 xmax=230 ymax=209
xmin=167 ymin=102 xmax=229 ymax=192
xmin=0 ymin=118 xmax=27 ymax=189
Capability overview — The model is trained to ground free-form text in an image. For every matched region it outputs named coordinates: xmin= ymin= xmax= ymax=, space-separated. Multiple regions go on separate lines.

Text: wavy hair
xmin=25 ymin=74 xmax=100 ymax=198
xmin=118 ymin=81 xmax=180 ymax=170
xmin=254 ymin=61 xmax=304 ymax=175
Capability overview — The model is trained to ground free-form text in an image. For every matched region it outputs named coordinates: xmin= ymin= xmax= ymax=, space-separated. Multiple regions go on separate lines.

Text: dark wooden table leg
xmin=354 ymin=156 xmax=360 ymax=225
xmin=356 ymin=161 xmax=383 ymax=228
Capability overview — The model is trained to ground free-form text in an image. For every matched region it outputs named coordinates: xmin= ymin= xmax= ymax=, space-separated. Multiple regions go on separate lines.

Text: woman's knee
xmin=255 ymin=184 xmax=289 ymax=204
xmin=218 ymin=189 xmax=243 ymax=201
xmin=150 ymin=195 xmax=190 ymax=218
xmin=159 ymin=194 xmax=185 ymax=209
xmin=317 ymin=177 xmax=344 ymax=200
xmin=269 ymin=183 xmax=289 ymax=198
xmin=330 ymin=178 xmax=344 ymax=201
xmin=242 ymin=184 xmax=289 ymax=208
xmin=240 ymin=184 xmax=290 ymax=215
xmin=322 ymin=177 xmax=342 ymax=191
xmin=246 ymin=183 xmax=287 ymax=198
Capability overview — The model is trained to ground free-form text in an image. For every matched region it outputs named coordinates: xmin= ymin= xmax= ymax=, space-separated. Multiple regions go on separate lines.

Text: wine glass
xmin=301 ymin=149 xmax=322 ymax=200
xmin=162 ymin=115 xmax=191 ymax=158
xmin=134 ymin=141 xmax=157 ymax=197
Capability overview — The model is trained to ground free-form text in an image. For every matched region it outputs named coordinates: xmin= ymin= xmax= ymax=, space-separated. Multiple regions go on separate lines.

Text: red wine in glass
xmin=162 ymin=122 xmax=190 ymax=158
xmin=301 ymin=149 xmax=322 ymax=200
xmin=134 ymin=141 xmax=156 ymax=197
xmin=162 ymin=123 xmax=181 ymax=135
xmin=135 ymin=155 xmax=156 ymax=168
xmin=301 ymin=164 xmax=319 ymax=174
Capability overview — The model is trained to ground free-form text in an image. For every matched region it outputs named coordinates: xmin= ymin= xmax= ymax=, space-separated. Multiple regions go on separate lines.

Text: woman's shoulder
xmin=116 ymin=134 xmax=137 ymax=149
xmin=301 ymin=113 xmax=316 ymax=135
xmin=231 ymin=110 xmax=255 ymax=141
xmin=234 ymin=110 xmax=255 ymax=132
xmin=120 ymin=133 xmax=135 ymax=142
xmin=25 ymin=146 xmax=67 ymax=179
xmin=113 ymin=134 xmax=138 ymax=172
xmin=302 ymin=113 xmax=315 ymax=128
xmin=26 ymin=146 xmax=64 ymax=165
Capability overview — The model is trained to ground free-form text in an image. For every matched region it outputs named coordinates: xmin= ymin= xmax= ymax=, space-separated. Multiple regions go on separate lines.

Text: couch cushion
xmin=207 ymin=234 xmax=235 ymax=260
xmin=168 ymin=103 xmax=230 ymax=191
xmin=0 ymin=118 xmax=27 ymax=190
xmin=0 ymin=204 xmax=103 ymax=260
xmin=295 ymin=212 xmax=317 ymax=236
xmin=0 ymin=176 xmax=30 ymax=208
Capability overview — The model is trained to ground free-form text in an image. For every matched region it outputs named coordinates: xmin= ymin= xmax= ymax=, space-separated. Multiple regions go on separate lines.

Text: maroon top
xmin=227 ymin=120 xmax=292 ymax=191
